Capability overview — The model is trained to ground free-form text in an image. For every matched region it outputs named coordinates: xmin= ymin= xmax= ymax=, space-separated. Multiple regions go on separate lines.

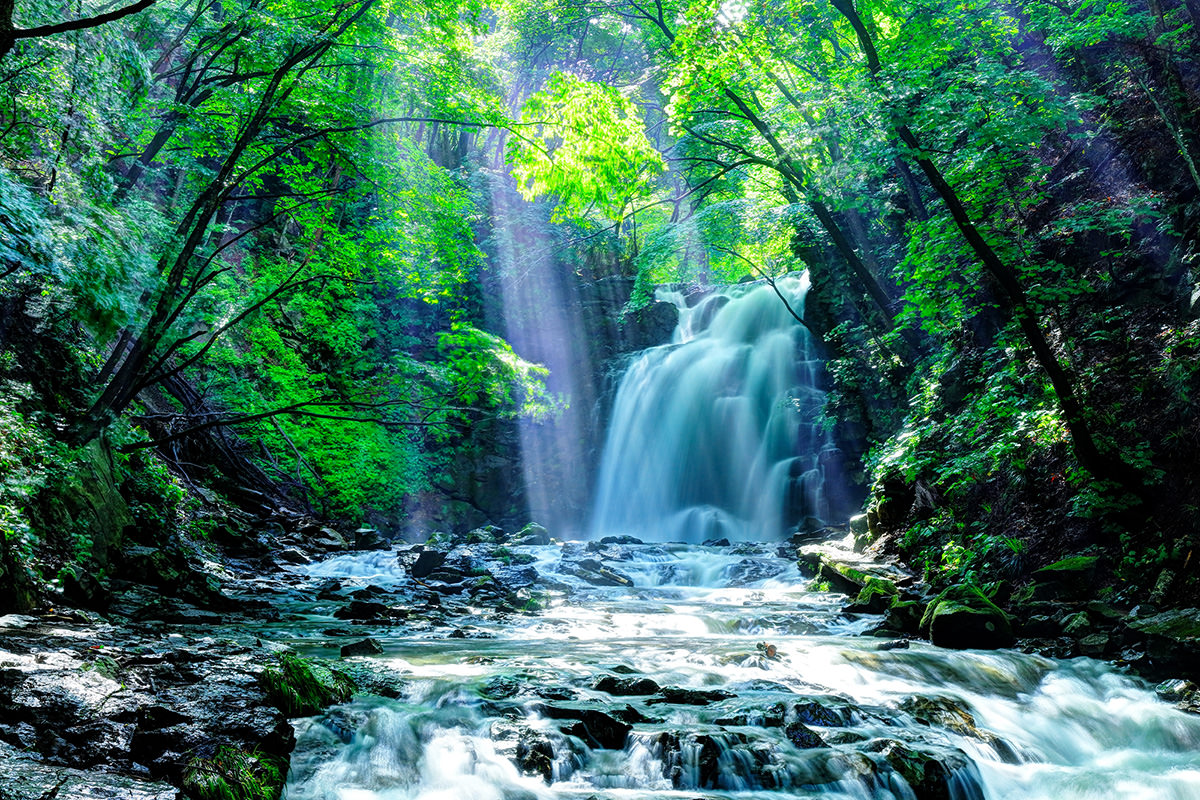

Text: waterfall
xmin=590 ymin=274 xmax=840 ymax=543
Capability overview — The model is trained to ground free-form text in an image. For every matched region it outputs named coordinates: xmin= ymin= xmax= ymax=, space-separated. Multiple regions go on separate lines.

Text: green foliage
xmin=437 ymin=323 xmax=564 ymax=421
xmin=0 ymin=383 xmax=58 ymax=599
xmin=183 ymin=747 xmax=285 ymax=800
xmin=260 ymin=652 xmax=355 ymax=718
xmin=509 ymin=71 xmax=665 ymax=223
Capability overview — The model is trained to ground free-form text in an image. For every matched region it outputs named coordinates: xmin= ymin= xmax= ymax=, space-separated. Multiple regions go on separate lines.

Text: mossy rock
xmin=1127 ymin=609 xmax=1200 ymax=676
xmin=853 ymin=578 xmax=899 ymax=613
xmin=1061 ymin=611 xmax=1091 ymax=636
xmin=260 ymin=652 xmax=355 ymax=717
xmin=920 ymin=584 xmax=1013 ymax=650
xmin=884 ymin=599 xmax=926 ymax=635
xmin=1034 ymin=556 xmax=1100 ymax=576
xmin=1127 ymin=608 xmax=1200 ymax=642
xmin=867 ymin=739 xmax=982 ymax=800
xmin=512 ymin=523 xmax=550 ymax=546
xmin=849 ymin=514 xmax=873 ymax=553
xmin=818 ymin=558 xmax=871 ymax=596
xmin=1031 ymin=556 xmax=1100 ymax=600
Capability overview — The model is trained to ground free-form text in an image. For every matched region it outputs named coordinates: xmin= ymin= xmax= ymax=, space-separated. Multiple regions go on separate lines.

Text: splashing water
xmin=281 ymin=543 xmax=1200 ymax=800
xmin=590 ymin=276 xmax=845 ymax=543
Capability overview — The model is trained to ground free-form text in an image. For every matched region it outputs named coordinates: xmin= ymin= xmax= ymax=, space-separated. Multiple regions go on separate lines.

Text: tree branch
xmin=9 ymin=0 xmax=158 ymax=39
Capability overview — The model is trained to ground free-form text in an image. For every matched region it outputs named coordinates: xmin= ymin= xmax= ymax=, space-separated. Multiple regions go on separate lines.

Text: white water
xmin=590 ymin=277 xmax=842 ymax=543
xmin=282 ymin=544 xmax=1200 ymax=800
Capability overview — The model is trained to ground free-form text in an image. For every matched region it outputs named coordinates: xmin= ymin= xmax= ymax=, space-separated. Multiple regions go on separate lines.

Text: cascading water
xmin=280 ymin=541 xmax=1200 ymax=799
xmin=591 ymin=275 xmax=844 ymax=543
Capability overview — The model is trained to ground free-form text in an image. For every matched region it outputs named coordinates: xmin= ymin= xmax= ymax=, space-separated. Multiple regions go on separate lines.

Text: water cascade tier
xmin=281 ymin=541 xmax=1200 ymax=800
xmin=591 ymin=276 xmax=848 ymax=543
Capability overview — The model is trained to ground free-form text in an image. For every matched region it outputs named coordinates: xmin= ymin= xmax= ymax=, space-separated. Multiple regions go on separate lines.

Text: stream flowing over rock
xmin=279 ymin=540 xmax=1200 ymax=799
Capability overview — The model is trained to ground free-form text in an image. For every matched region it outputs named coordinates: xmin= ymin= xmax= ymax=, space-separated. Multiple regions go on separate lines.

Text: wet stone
xmin=785 ymin=720 xmax=826 ymax=748
xmin=561 ymin=709 xmax=631 ymax=749
xmin=481 ymin=676 xmax=522 ymax=699
xmin=647 ymin=687 xmax=736 ymax=705
xmin=726 ymin=558 xmax=786 ymax=586
xmin=593 ymin=675 xmax=660 ymax=696
xmin=515 ymin=731 xmax=556 ymax=782
xmin=410 ymin=549 xmax=447 ymax=579
xmin=340 ymin=638 xmax=383 ymax=658
xmin=793 ymin=701 xmax=849 ymax=727
xmin=333 ymin=601 xmax=389 ymax=621
xmin=1079 ymin=633 xmax=1110 ymax=657
xmin=599 ymin=535 xmax=643 ymax=545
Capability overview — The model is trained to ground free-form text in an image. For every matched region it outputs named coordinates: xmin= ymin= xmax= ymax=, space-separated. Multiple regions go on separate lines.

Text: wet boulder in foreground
xmin=867 ymin=739 xmax=986 ymax=800
xmin=562 ymin=709 xmax=632 ymax=749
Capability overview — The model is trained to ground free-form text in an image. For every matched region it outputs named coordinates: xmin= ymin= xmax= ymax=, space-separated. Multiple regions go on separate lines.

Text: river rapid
xmin=276 ymin=540 xmax=1200 ymax=800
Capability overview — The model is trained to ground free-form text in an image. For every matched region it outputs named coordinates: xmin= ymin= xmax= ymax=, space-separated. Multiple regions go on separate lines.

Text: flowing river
xmin=277 ymin=540 xmax=1200 ymax=800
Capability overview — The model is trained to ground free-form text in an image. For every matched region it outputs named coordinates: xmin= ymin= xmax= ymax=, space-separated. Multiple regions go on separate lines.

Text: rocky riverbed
xmin=5 ymin=522 xmax=1200 ymax=799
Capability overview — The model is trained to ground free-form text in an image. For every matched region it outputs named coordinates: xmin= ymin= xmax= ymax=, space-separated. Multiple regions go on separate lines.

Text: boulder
xmin=785 ymin=720 xmax=825 ymax=748
xmin=353 ymin=528 xmax=389 ymax=550
xmin=1155 ymin=679 xmax=1200 ymax=713
xmin=1031 ymin=556 xmax=1100 ymax=601
xmin=792 ymin=701 xmax=849 ymax=727
xmin=276 ymin=547 xmax=311 ymax=565
xmin=726 ymin=558 xmax=786 ymax=586
xmin=1078 ymin=633 xmax=1110 ymax=657
xmin=332 ymin=601 xmax=389 ymax=621
xmin=593 ymin=676 xmax=660 ymax=696
xmin=311 ymin=527 xmax=349 ymax=551
xmin=515 ymin=731 xmax=557 ymax=782
xmin=849 ymin=577 xmax=898 ymax=614
xmin=920 ymin=584 xmax=1013 ymax=650
xmin=410 ymin=549 xmax=447 ymax=580
xmin=818 ymin=558 xmax=870 ymax=596
xmin=600 ymin=535 xmax=643 ymax=545
xmin=466 ymin=525 xmax=507 ymax=544
xmin=883 ymin=599 xmax=925 ymax=634
xmin=1126 ymin=608 xmax=1200 ymax=677
xmin=562 ymin=559 xmax=634 ymax=587
xmin=513 ymin=523 xmax=551 ymax=546
xmin=561 ymin=710 xmax=631 ymax=749
xmin=340 ymin=638 xmax=383 ymax=658
xmin=1061 ymin=611 xmax=1091 ymax=636
xmin=868 ymin=739 xmax=983 ymax=800
xmin=491 ymin=565 xmax=540 ymax=590
xmin=647 ymin=687 xmax=735 ymax=705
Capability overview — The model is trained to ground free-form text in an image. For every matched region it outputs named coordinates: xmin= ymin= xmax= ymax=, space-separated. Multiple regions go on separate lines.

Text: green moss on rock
xmin=920 ymin=584 xmax=1013 ymax=650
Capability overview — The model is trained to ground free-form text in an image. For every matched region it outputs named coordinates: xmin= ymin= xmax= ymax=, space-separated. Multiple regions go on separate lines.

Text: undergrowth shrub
xmin=183 ymin=746 xmax=284 ymax=800
xmin=260 ymin=652 xmax=354 ymax=717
